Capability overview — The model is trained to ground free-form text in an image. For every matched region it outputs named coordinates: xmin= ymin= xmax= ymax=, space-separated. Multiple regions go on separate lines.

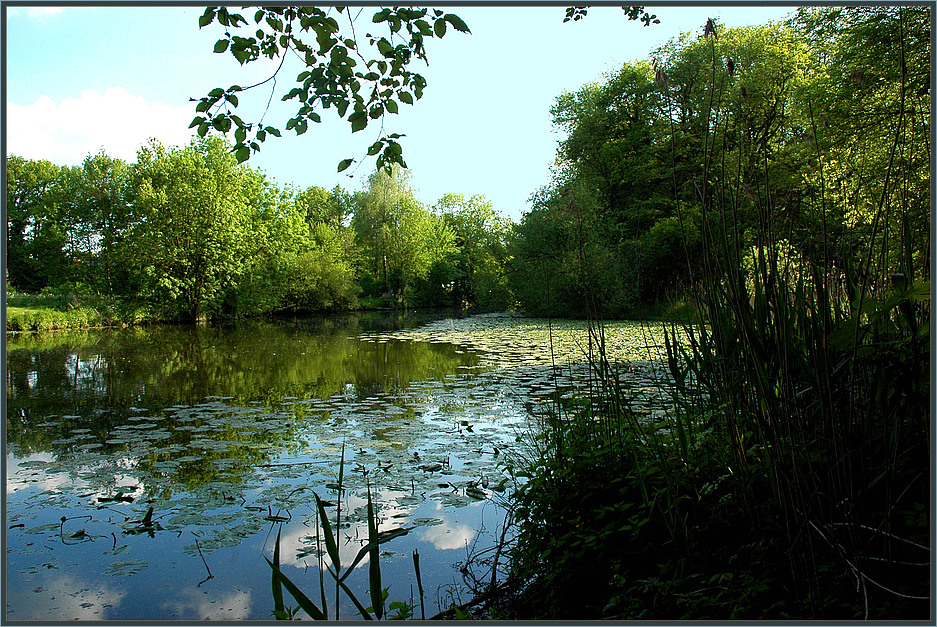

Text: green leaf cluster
xmin=191 ymin=6 xmax=469 ymax=173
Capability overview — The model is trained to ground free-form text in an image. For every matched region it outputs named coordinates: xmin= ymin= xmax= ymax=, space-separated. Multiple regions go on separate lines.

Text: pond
xmin=5 ymin=311 xmax=678 ymax=620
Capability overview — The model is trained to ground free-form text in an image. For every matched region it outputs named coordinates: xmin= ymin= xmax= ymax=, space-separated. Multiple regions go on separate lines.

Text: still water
xmin=5 ymin=311 xmax=675 ymax=620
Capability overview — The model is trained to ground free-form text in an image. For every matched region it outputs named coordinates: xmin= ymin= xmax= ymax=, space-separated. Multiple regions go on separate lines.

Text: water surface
xmin=5 ymin=312 xmax=675 ymax=620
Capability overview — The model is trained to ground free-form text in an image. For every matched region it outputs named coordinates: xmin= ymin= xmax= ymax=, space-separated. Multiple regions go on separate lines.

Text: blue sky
xmin=5 ymin=4 xmax=795 ymax=221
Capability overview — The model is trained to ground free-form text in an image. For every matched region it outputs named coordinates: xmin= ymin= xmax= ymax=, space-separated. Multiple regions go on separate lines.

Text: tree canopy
xmin=509 ymin=7 xmax=930 ymax=317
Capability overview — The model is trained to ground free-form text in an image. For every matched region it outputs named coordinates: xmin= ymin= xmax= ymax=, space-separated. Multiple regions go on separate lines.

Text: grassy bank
xmin=5 ymin=290 xmax=154 ymax=332
xmin=6 ymin=306 xmax=108 ymax=332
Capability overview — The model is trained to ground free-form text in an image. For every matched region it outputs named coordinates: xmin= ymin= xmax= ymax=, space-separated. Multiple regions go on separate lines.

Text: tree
xmin=294 ymin=184 xmax=352 ymax=228
xmin=190 ymin=6 xmax=470 ymax=172
xmin=351 ymin=165 xmax=454 ymax=303
xmin=435 ymin=193 xmax=513 ymax=308
xmin=5 ymin=156 xmax=71 ymax=292
xmin=123 ymin=137 xmax=257 ymax=321
xmin=287 ymin=221 xmax=358 ymax=311
xmin=68 ymin=152 xmax=133 ymax=293
xmin=790 ymin=6 xmax=931 ymax=285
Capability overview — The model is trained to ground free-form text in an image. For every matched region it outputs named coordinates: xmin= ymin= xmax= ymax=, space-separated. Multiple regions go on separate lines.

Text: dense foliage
xmin=6 ymin=140 xmax=513 ymax=324
xmin=504 ymin=7 xmax=930 ymax=620
xmin=508 ymin=7 xmax=930 ymax=319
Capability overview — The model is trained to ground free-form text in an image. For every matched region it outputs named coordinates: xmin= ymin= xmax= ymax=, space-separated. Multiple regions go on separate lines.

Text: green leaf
xmin=385 ymin=99 xmax=398 ymax=114
xmin=235 ymin=145 xmax=250 ymax=163
xmin=433 ymin=18 xmax=446 ymax=38
xmin=198 ymin=8 xmax=215 ymax=28
xmin=337 ymin=158 xmax=354 ymax=173
xmin=340 ymin=526 xmax=412 ymax=581
xmin=272 ymin=529 xmax=286 ymax=619
xmin=336 ymin=99 xmax=349 ymax=117
xmin=213 ymin=39 xmax=229 ymax=54
xmin=908 ymin=278 xmax=931 ymax=302
xmin=366 ymin=481 xmax=383 ymax=620
xmin=265 ymin=557 xmax=327 ymax=620
xmin=330 ymin=572 xmax=373 ymax=620
xmin=415 ymin=19 xmax=432 ymax=35
xmin=349 ymin=112 xmax=367 ymax=133
xmin=412 ymin=549 xmax=424 ymax=600
xmin=398 ymin=91 xmax=413 ymax=105
xmin=444 ymin=13 xmax=470 ymax=33
xmin=315 ymin=494 xmax=341 ymax=572
xmin=376 ymin=38 xmax=393 ymax=57
xmin=337 ymin=441 xmax=346 ymax=492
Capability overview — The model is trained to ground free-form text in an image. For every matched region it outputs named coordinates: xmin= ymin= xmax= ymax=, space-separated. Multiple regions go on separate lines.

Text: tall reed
xmin=266 ymin=446 xmax=418 ymax=620
xmin=507 ymin=14 xmax=929 ymax=619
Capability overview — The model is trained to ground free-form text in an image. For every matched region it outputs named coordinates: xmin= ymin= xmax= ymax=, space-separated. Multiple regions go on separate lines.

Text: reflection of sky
xmin=420 ymin=521 xmax=477 ymax=551
xmin=4 ymin=573 xmax=127 ymax=620
xmin=158 ymin=588 xmax=252 ymax=620
xmin=7 ymin=451 xmax=144 ymax=501
xmin=6 ymin=314 xmax=664 ymax=620
xmin=6 ymin=451 xmax=55 ymax=494
xmin=273 ymin=490 xmax=418 ymax=571
xmin=270 ymin=488 xmax=502 ymax=577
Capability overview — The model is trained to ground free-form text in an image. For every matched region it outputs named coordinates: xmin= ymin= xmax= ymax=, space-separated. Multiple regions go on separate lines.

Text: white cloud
xmin=7 ymin=87 xmax=196 ymax=165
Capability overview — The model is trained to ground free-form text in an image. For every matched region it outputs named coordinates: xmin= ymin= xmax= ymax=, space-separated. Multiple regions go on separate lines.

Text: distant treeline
xmin=7 ymin=6 xmax=929 ymax=325
xmin=7 ymin=141 xmax=515 ymax=322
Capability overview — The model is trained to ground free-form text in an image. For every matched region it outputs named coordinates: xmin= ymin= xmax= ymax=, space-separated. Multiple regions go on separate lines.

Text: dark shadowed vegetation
xmin=501 ymin=7 xmax=930 ymax=620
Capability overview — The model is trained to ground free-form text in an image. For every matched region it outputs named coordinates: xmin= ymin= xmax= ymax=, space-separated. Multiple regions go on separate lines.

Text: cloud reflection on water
xmin=158 ymin=588 xmax=253 ymax=620
xmin=3 ymin=572 xmax=127 ymax=621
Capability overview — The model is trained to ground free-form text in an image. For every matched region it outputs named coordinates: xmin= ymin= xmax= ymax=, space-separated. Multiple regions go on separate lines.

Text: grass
xmin=505 ymin=256 xmax=928 ymax=618
xmin=6 ymin=289 xmax=157 ymax=333
xmin=6 ymin=305 xmax=105 ymax=332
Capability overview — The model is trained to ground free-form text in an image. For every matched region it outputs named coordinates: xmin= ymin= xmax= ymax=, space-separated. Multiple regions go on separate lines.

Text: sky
xmin=5 ymin=4 xmax=797 ymax=221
